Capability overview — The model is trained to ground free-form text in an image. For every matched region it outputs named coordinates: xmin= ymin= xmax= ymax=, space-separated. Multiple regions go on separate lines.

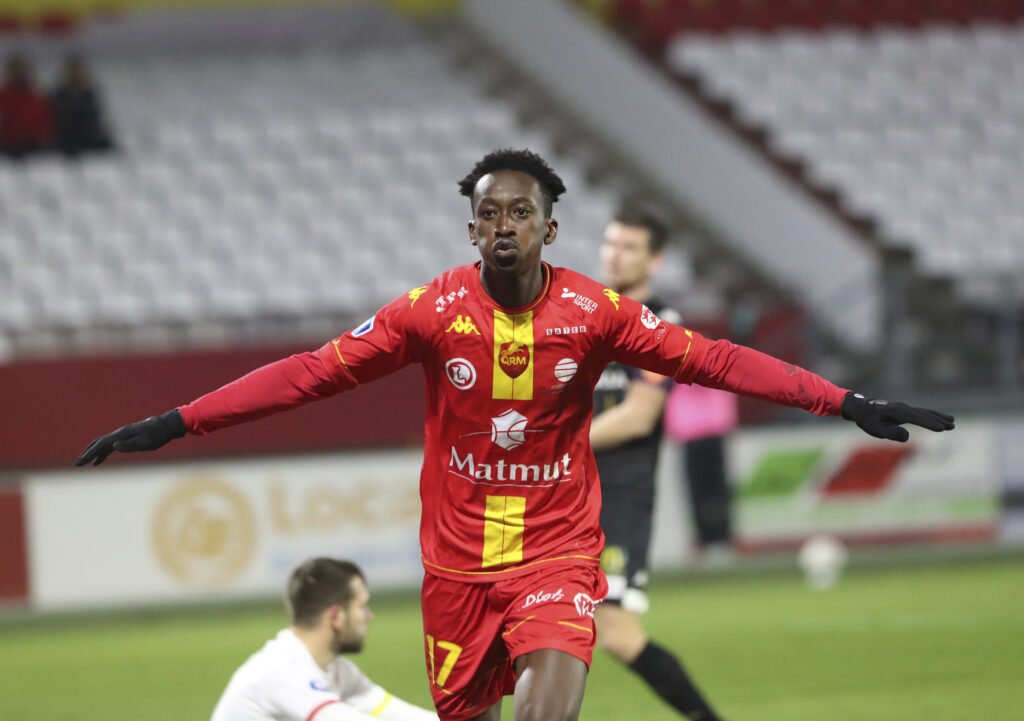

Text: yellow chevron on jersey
xmin=445 ymin=315 xmax=481 ymax=335
xmin=602 ymin=288 xmax=621 ymax=310
xmin=493 ymin=310 xmax=534 ymax=400
xmin=408 ymin=285 xmax=428 ymax=307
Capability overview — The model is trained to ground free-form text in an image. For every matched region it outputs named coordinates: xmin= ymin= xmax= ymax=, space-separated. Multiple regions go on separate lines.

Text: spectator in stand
xmin=0 ymin=53 xmax=53 ymax=160
xmin=49 ymin=54 xmax=115 ymax=158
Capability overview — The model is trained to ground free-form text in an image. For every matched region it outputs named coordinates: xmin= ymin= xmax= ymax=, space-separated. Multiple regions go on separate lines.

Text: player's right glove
xmin=75 ymin=409 xmax=186 ymax=466
xmin=841 ymin=392 xmax=955 ymax=442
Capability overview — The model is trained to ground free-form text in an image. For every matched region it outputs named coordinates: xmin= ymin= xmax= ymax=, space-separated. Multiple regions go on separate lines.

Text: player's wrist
xmin=157 ymin=409 xmax=187 ymax=439
xmin=840 ymin=392 xmax=868 ymax=421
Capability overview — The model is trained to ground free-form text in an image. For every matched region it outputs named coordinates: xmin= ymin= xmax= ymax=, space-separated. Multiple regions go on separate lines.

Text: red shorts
xmin=420 ymin=563 xmax=608 ymax=721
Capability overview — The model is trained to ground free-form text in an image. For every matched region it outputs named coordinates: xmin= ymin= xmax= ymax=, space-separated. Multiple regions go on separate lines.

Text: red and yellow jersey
xmin=314 ymin=263 xmax=710 ymax=582
xmin=180 ymin=263 xmax=846 ymax=583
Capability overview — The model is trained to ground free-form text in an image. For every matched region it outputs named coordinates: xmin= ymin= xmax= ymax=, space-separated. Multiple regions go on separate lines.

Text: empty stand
xmin=666 ymin=22 xmax=1024 ymax=302
xmin=0 ymin=42 xmax=617 ymax=357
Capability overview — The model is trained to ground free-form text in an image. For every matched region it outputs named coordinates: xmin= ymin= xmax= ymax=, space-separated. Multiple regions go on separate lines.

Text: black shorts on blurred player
xmin=598 ymin=480 xmax=654 ymax=614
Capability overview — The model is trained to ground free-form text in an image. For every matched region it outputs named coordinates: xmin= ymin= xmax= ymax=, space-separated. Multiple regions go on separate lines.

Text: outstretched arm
xmin=694 ymin=339 xmax=954 ymax=441
xmin=75 ymin=351 xmax=341 ymax=466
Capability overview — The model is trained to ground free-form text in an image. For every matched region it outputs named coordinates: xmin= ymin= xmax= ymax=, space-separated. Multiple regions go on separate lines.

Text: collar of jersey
xmin=471 ymin=261 xmax=552 ymax=313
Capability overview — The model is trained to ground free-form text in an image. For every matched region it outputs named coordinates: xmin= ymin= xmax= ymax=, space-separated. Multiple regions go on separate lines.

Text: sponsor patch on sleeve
xmin=352 ymin=316 xmax=375 ymax=337
xmin=640 ymin=305 xmax=660 ymax=330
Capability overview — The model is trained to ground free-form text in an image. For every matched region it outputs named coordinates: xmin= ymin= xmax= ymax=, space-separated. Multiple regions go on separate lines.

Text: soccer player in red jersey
xmin=77 ymin=149 xmax=954 ymax=721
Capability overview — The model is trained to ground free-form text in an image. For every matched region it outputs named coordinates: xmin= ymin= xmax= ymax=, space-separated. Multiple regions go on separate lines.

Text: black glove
xmin=841 ymin=392 xmax=955 ymax=442
xmin=75 ymin=410 xmax=186 ymax=466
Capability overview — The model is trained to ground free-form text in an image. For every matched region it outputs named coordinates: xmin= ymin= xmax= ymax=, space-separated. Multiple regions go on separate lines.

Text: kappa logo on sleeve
xmin=602 ymin=288 xmax=621 ymax=310
xmin=408 ymin=285 xmax=428 ymax=307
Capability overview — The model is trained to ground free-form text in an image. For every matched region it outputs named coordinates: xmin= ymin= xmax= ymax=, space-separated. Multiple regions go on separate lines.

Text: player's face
xmin=330 ymin=576 xmax=373 ymax=654
xmin=468 ymin=170 xmax=557 ymax=274
xmin=600 ymin=221 xmax=661 ymax=293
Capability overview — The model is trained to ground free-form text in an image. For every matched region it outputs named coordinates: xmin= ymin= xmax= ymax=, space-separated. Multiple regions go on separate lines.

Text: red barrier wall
xmin=0 ymin=486 xmax=28 ymax=602
xmin=0 ymin=345 xmax=426 ymax=471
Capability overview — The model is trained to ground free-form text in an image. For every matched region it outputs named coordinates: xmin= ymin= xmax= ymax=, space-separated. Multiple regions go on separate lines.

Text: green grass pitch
xmin=1 ymin=552 xmax=1021 ymax=721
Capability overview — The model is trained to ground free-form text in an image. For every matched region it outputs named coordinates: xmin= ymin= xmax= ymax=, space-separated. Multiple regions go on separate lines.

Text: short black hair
xmin=286 ymin=558 xmax=364 ymax=628
xmin=611 ymin=205 xmax=669 ymax=254
xmin=458 ymin=148 xmax=566 ymax=217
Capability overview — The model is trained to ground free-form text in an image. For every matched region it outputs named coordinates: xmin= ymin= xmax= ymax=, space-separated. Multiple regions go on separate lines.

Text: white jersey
xmin=211 ymin=629 xmax=437 ymax=721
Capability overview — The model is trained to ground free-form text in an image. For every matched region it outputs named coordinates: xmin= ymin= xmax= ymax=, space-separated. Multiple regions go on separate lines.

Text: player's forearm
xmin=590 ymin=404 xmax=654 ymax=452
xmin=694 ymin=340 xmax=847 ymax=416
xmin=180 ymin=352 xmax=341 ymax=435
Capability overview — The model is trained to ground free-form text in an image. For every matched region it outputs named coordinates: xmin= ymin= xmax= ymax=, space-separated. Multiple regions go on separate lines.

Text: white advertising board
xmin=22 ymin=419 xmax=1006 ymax=609
xmin=25 ymin=450 xmax=424 ymax=610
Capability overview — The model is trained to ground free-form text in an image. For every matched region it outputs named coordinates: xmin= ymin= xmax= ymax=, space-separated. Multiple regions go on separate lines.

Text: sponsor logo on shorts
xmin=522 ymin=588 xmax=565 ymax=609
xmin=574 ymin=592 xmax=598 ymax=618
xmin=445 ymin=358 xmax=477 ymax=390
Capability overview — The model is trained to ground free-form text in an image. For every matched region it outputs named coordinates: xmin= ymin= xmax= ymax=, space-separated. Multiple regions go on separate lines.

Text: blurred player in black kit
xmin=590 ymin=207 xmax=727 ymax=721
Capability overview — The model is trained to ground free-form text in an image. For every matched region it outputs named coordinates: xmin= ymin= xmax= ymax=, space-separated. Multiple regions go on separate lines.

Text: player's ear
xmin=326 ymin=603 xmax=345 ymax=629
xmin=649 ymin=251 xmax=664 ymax=274
xmin=468 ymin=221 xmax=478 ymax=246
xmin=543 ymin=218 xmax=558 ymax=245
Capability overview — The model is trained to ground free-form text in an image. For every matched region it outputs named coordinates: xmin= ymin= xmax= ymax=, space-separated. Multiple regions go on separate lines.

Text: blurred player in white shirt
xmin=211 ymin=557 xmax=437 ymax=721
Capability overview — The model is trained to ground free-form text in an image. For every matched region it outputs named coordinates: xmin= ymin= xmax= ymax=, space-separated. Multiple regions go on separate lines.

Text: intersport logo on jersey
xmin=447 ymin=410 xmax=573 ymax=486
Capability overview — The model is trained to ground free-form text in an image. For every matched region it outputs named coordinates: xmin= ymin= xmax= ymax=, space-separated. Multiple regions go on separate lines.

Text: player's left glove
xmin=75 ymin=409 xmax=186 ymax=466
xmin=841 ymin=392 xmax=955 ymax=442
